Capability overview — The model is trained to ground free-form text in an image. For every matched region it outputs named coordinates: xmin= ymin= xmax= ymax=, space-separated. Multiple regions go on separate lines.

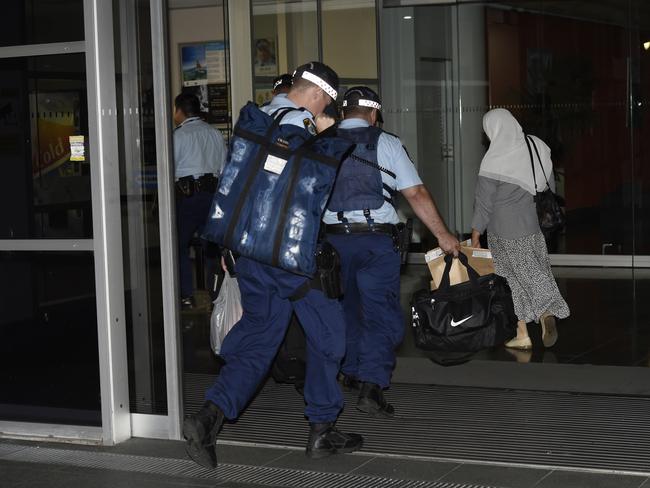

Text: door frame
xmin=0 ymin=0 xmax=131 ymax=445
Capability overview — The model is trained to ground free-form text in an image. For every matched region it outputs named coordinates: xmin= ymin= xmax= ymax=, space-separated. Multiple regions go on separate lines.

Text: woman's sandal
xmin=540 ymin=312 xmax=558 ymax=348
xmin=504 ymin=335 xmax=533 ymax=350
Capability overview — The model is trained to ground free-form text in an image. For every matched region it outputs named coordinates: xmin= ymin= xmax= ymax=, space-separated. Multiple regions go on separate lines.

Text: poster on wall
xmin=255 ymin=88 xmax=274 ymax=106
xmin=30 ymin=91 xmax=80 ymax=177
xmin=180 ymin=40 xmax=230 ymax=125
xmin=254 ymin=38 xmax=278 ymax=76
xmin=182 ymin=83 xmax=230 ymax=124
xmin=181 ymin=41 xmax=227 ymax=87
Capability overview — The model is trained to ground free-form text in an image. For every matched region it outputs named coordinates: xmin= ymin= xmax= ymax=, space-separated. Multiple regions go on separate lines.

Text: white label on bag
xmin=472 ymin=250 xmax=492 ymax=259
xmin=425 ymin=248 xmax=445 ymax=262
xmin=264 ymin=155 xmax=287 ymax=175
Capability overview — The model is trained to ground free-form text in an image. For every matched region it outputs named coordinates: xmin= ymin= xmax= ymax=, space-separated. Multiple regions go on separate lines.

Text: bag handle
xmin=524 ymin=135 xmax=552 ymax=192
xmin=527 ymin=135 xmax=552 ymax=190
xmin=264 ymin=107 xmax=304 ymax=139
xmin=438 ymin=251 xmax=481 ymax=292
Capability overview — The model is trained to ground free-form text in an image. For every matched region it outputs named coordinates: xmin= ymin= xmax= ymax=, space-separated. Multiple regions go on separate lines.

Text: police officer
xmin=272 ymin=73 xmax=293 ymax=97
xmin=325 ymin=87 xmax=460 ymax=416
xmin=173 ymin=93 xmax=227 ymax=309
xmin=183 ymin=62 xmax=363 ymax=469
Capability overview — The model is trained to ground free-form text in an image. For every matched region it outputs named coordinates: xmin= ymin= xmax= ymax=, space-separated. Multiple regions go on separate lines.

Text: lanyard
xmin=175 ymin=116 xmax=202 ymax=130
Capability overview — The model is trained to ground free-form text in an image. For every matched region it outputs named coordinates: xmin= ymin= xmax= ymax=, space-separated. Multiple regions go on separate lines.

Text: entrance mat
xmin=185 ymin=373 xmax=650 ymax=475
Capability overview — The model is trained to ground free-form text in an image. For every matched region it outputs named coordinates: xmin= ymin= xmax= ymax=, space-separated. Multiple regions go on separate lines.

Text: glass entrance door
xmin=0 ymin=3 xmax=101 ymax=427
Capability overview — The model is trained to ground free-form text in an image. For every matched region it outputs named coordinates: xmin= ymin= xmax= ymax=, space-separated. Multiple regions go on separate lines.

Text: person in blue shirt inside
xmin=173 ymin=93 xmax=227 ymax=309
xmin=325 ymin=87 xmax=460 ymax=417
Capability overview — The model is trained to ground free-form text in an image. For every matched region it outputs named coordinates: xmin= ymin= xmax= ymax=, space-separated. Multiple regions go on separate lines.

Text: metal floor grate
xmin=185 ymin=373 xmax=650 ymax=475
xmin=0 ymin=443 xmax=495 ymax=488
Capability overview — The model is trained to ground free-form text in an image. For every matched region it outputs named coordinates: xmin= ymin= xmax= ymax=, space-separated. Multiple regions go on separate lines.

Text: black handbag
xmin=525 ymin=135 xmax=566 ymax=238
xmin=411 ymin=252 xmax=517 ymax=353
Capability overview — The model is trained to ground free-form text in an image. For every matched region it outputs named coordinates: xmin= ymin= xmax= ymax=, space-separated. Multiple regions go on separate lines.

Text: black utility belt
xmin=324 ymin=223 xmax=396 ymax=236
xmin=175 ymin=174 xmax=218 ymax=197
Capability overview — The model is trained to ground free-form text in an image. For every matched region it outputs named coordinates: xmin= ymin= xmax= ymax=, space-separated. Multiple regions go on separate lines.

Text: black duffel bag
xmin=411 ymin=252 xmax=517 ymax=353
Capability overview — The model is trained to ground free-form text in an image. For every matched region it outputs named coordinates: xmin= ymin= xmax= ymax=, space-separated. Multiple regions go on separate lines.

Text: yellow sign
xmin=69 ymin=135 xmax=85 ymax=161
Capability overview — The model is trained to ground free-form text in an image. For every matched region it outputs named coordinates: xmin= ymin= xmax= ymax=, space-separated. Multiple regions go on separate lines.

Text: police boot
xmin=338 ymin=372 xmax=361 ymax=392
xmin=357 ymin=382 xmax=395 ymax=418
xmin=183 ymin=401 xmax=224 ymax=469
xmin=306 ymin=422 xmax=364 ymax=459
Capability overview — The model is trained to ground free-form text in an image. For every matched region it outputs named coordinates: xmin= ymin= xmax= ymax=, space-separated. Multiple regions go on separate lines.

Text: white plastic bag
xmin=210 ymin=273 xmax=243 ymax=355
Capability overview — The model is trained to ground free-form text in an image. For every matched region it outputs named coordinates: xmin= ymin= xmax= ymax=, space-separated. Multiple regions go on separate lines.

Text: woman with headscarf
xmin=471 ymin=108 xmax=569 ymax=350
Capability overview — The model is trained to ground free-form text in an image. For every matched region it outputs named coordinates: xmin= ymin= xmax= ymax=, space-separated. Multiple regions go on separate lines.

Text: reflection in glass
xmin=0 ymin=54 xmax=91 ymax=239
xmin=0 ymin=251 xmax=100 ymax=426
xmin=478 ymin=2 xmax=633 ymax=255
xmin=0 ymin=0 xmax=85 ymax=47
xmin=251 ymin=0 xmax=318 ymax=105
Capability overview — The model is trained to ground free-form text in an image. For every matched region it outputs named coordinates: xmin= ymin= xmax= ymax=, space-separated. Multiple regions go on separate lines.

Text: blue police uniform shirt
xmin=323 ymin=118 xmax=422 ymax=225
xmin=173 ymin=117 xmax=227 ymax=180
xmin=260 ymin=95 xmax=316 ymax=133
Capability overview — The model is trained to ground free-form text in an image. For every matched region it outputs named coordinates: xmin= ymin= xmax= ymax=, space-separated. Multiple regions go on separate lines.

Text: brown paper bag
xmin=426 ymin=242 xmax=495 ymax=290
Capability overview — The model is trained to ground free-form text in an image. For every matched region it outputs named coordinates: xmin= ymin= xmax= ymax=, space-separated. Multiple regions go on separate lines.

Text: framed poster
xmin=254 ymin=38 xmax=278 ymax=76
xmin=180 ymin=41 xmax=227 ymax=87
xmin=180 ymin=40 xmax=231 ymax=125
xmin=255 ymin=88 xmax=274 ymax=106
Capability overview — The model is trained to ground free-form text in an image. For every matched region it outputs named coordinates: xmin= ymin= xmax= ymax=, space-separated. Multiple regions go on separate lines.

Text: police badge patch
xmin=303 ymin=118 xmax=317 ymax=135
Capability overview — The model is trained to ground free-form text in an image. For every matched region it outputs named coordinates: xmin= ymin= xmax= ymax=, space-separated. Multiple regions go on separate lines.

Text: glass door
xmin=0 ymin=2 xmax=101 ymax=428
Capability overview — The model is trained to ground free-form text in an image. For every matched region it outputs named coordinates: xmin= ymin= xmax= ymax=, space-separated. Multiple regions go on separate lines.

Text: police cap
xmin=273 ymin=73 xmax=293 ymax=91
xmin=293 ymin=62 xmax=339 ymax=101
xmin=342 ymin=86 xmax=383 ymax=123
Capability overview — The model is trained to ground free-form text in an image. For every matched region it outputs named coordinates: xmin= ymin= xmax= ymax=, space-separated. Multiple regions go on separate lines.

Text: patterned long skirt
xmin=488 ymin=232 xmax=570 ymax=323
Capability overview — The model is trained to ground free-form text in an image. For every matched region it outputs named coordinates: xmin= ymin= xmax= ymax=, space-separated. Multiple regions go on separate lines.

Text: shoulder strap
xmin=348 ymin=153 xmax=397 ymax=179
xmin=526 ymin=135 xmax=551 ymax=189
xmin=523 ymin=135 xmax=539 ymax=193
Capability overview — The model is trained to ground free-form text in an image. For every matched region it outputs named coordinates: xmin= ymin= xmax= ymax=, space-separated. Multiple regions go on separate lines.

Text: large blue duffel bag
xmin=203 ymin=102 xmax=353 ymax=277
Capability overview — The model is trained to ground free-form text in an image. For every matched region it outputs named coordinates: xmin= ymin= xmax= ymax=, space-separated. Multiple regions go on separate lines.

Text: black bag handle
xmin=265 ymin=107 xmax=304 ymax=139
xmin=438 ymin=251 xmax=480 ymax=292
xmin=524 ymin=135 xmax=552 ymax=192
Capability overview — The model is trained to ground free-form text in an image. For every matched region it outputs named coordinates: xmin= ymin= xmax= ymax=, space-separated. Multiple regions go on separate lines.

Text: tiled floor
xmin=181 ymin=266 xmax=650 ymax=374
xmin=0 ymin=438 xmax=647 ymax=488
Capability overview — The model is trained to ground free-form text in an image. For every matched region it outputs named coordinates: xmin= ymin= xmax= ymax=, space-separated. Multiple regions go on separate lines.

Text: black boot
xmin=305 ymin=422 xmax=364 ymax=459
xmin=337 ymin=373 xmax=361 ymax=392
xmin=357 ymin=382 xmax=395 ymax=418
xmin=183 ymin=401 xmax=224 ymax=469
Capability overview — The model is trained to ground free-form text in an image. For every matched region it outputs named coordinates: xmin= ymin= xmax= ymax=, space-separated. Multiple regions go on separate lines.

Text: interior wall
xmin=168 ymin=6 xmax=225 ymax=101
xmin=322 ymin=7 xmax=377 ymax=79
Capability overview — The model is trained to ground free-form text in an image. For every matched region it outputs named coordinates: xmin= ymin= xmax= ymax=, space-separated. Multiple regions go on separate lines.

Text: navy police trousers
xmin=205 ymin=257 xmax=345 ymax=423
xmin=327 ymin=233 xmax=404 ymax=388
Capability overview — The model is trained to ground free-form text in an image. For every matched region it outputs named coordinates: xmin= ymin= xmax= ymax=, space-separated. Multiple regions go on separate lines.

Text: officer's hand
xmin=221 ymin=256 xmax=228 ymax=273
xmin=315 ymin=114 xmax=335 ymax=133
xmin=438 ymin=232 xmax=461 ymax=257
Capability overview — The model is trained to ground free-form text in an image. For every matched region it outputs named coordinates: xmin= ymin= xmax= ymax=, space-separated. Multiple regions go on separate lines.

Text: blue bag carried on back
xmin=203 ymin=102 xmax=353 ymax=276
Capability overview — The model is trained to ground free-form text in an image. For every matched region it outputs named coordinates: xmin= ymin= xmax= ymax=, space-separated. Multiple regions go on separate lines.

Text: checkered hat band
xmin=342 ymin=99 xmax=381 ymax=110
xmin=301 ymin=71 xmax=338 ymax=100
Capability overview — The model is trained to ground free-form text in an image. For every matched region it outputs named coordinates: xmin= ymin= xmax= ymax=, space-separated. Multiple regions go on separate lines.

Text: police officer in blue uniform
xmin=183 ymin=63 xmax=363 ymax=469
xmin=173 ymin=93 xmax=227 ymax=309
xmin=325 ymin=87 xmax=460 ymax=416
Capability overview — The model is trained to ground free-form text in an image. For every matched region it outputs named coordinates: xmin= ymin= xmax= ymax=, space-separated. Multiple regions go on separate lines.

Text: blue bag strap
xmin=224 ymin=107 xmax=303 ymax=248
xmin=270 ymin=123 xmax=347 ymax=272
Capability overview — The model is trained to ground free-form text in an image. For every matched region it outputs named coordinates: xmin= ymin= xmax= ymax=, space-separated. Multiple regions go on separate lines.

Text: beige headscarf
xmin=479 ymin=108 xmax=553 ymax=195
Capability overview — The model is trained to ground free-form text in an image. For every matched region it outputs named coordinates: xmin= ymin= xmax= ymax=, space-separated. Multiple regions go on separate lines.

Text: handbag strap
xmin=438 ymin=251 xmax=481 ymax=292
xmin=524 ymin=135 xmax=552 ymax=191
